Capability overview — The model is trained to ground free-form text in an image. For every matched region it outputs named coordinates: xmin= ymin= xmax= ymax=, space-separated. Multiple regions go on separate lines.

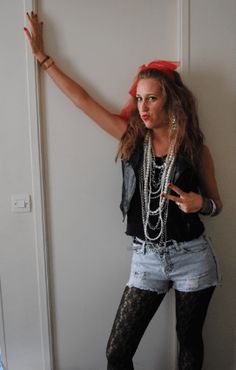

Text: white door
xmin=39 ymin=1 xmax=179 ymax=369
xmin=0 ymin=1 xmax=52 ymax=369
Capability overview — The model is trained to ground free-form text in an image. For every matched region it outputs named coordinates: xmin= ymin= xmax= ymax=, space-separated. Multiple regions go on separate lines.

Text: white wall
xmin=189 ymin=1 xmax=236 ymax=369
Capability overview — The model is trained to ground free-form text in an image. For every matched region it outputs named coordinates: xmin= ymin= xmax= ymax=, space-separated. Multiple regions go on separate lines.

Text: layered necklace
xmin=139 ymin=130 xmax=176 ymax=246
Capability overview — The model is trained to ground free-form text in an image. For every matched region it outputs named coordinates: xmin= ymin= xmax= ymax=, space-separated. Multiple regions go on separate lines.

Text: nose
xmin=140 ymin=100 xmax=148 ymax=112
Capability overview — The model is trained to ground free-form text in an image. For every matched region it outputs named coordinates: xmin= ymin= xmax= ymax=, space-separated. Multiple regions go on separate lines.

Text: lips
xmin=141 ymin=114 xmax=150 ymax=120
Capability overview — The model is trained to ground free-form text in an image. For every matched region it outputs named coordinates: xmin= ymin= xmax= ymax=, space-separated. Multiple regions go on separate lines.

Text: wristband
xmin=39 ymin=55 xmax=50 ymax=66
xmin=41 ymin=56 xmax=55 ymax=70
xmin=200 ymin=197 xmax=217 ymax=216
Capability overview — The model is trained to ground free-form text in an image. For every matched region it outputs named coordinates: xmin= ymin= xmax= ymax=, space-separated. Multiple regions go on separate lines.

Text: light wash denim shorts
xmin=127 ymin=234 xmax=222 ymax=293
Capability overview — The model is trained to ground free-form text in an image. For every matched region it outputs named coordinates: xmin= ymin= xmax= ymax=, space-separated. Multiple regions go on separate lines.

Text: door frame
xmin=24 ymin=0 xmax=54 ymax=369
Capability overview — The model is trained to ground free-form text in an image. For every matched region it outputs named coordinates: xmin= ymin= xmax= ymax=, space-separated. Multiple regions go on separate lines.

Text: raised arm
xmin=24 ymin=11 xmax=128 ymax=140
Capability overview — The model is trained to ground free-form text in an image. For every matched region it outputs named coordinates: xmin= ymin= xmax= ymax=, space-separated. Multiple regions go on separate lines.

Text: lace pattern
xmin=106 ymin=285 xmax=215 ymax=370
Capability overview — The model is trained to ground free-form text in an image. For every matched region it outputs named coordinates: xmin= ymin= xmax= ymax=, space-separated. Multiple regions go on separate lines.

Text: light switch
xmin=11 ymin=194 xmax=31 ymax=213
xmin=15 ymin=200 xmax=26 ymax=208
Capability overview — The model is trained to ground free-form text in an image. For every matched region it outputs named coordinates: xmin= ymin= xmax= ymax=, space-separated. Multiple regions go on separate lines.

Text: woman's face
xmin=136 ymin=78 xmax=169 ymax=130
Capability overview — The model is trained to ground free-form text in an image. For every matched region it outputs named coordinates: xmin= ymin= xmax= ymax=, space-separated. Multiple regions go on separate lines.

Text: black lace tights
xmin=175 ymin=287 xmax=215 ymax=370
xmin=106 ymin=286 xmax=215 ymax=370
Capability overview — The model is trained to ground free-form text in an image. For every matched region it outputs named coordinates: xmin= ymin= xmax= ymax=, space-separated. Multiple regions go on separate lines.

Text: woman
xmin=24 ymin=11 xmax=222 ymax=370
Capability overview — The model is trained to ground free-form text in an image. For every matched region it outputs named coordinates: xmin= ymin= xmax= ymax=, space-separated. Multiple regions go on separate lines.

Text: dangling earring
xmin=170 ymin=114 xmax=177 ymax=130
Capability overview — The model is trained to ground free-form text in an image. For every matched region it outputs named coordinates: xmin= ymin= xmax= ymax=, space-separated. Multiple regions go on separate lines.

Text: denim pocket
xmin=181 ymin=238 xmax=208 ymax=254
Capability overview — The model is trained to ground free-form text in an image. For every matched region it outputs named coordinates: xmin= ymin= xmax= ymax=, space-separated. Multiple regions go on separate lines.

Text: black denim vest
xmin=120 ymin=139 xmax=204 ymax=240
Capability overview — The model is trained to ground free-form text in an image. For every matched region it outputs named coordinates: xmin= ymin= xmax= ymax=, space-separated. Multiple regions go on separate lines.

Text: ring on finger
xmin=175 ymin=201 xmax=181 ymax=206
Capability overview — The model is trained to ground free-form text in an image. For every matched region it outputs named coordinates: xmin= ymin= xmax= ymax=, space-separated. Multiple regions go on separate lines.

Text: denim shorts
xmin=127 ymin=234 xmax=222 ymax=293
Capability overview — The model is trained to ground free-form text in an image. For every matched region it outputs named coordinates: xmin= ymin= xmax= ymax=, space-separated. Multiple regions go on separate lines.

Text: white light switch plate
xmin=11 ymin=194 xmax=31 ymax=213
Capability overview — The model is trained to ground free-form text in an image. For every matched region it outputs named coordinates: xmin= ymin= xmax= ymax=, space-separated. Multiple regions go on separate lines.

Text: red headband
xmin=129 ymin=60 xmax=180 ymax=97
xmin=119 ymin=60 xmax=180 ymax=121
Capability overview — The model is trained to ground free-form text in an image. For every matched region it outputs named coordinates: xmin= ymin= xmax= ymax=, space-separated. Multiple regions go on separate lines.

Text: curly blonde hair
xmin=117 ymin=69 xmax=204 ymax=170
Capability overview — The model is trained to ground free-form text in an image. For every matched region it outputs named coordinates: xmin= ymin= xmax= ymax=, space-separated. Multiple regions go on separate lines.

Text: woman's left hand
xmin=161 ymin=183 xmax=203 ymax=213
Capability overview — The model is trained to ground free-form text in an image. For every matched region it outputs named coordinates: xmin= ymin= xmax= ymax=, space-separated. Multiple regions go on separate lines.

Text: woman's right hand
xmin=24 ymin=11 xmax=45 ymax=61
xmin=23 ymin=11 xmax=128 ymax=140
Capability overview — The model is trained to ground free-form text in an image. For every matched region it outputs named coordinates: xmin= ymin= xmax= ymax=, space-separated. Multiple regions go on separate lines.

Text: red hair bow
xmin=129 ymin=60 xmax=180 ymax=97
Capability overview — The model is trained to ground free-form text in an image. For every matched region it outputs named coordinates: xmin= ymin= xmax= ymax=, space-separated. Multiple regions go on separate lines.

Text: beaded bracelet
xmin=199 ymin=197 xmax=217 ymax=216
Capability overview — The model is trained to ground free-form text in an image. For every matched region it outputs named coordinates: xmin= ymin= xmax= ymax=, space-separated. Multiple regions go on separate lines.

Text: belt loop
xmin=142 ymin=241 xmax=147 ymax=255
xmin=173 ymin=240 xmax=181 ymax=251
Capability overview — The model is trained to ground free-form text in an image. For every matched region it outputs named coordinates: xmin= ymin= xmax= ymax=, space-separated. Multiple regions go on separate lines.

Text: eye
xmin=136 ymin=96 xmax=142 ymax=103
xmin=147 ymin=96 xmax=157 ymax=102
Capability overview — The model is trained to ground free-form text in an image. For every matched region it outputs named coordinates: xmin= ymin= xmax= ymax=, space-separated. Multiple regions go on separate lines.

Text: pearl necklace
xmin=139 ymin=131 xmax=175 ymax=246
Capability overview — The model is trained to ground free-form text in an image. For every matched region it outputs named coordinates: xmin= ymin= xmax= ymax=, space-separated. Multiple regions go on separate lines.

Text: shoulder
xmin=127 ymin=136 xmax=144 ymax=165
xmin=201 ymin=144 xmax=212 ymax=159
xmin=198 ymin=145 xmax=215 ymax=172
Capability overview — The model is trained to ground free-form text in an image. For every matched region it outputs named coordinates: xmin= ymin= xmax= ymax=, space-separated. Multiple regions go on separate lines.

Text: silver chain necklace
xmin=139 ymin=131 xmax=175 ymax=246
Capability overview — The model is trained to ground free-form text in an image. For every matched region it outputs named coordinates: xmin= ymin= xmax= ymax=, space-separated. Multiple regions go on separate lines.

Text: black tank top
xmin=126 ymin=156 xmax=204 ymax=242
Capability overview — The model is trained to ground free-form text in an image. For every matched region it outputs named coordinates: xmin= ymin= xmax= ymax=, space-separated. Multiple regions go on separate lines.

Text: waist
xmin=128 ymin=234 xmax=206 ymax=254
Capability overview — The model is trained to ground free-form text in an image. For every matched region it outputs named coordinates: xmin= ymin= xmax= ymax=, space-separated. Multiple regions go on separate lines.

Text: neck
xmin=151 ymin=127 xmax=170 ymax=143
xmin=150 ymin=128 xmax=170 ymax=157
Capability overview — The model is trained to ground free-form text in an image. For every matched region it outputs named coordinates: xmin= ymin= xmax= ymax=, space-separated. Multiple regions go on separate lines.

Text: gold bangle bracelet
xmin=42 ymin=57 xmax=55 ymax=70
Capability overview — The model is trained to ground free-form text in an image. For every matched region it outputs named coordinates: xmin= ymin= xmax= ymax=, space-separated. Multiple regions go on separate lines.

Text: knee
xmin=176 ymin=323 xmax=186 ymax=344
xmin=176 ymin=324 xmax=202 ymax=347
xmin=106 ymin=341 xmax=129 ymax=367
xmin=106 ymin=342 xmax=120 ymax=365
